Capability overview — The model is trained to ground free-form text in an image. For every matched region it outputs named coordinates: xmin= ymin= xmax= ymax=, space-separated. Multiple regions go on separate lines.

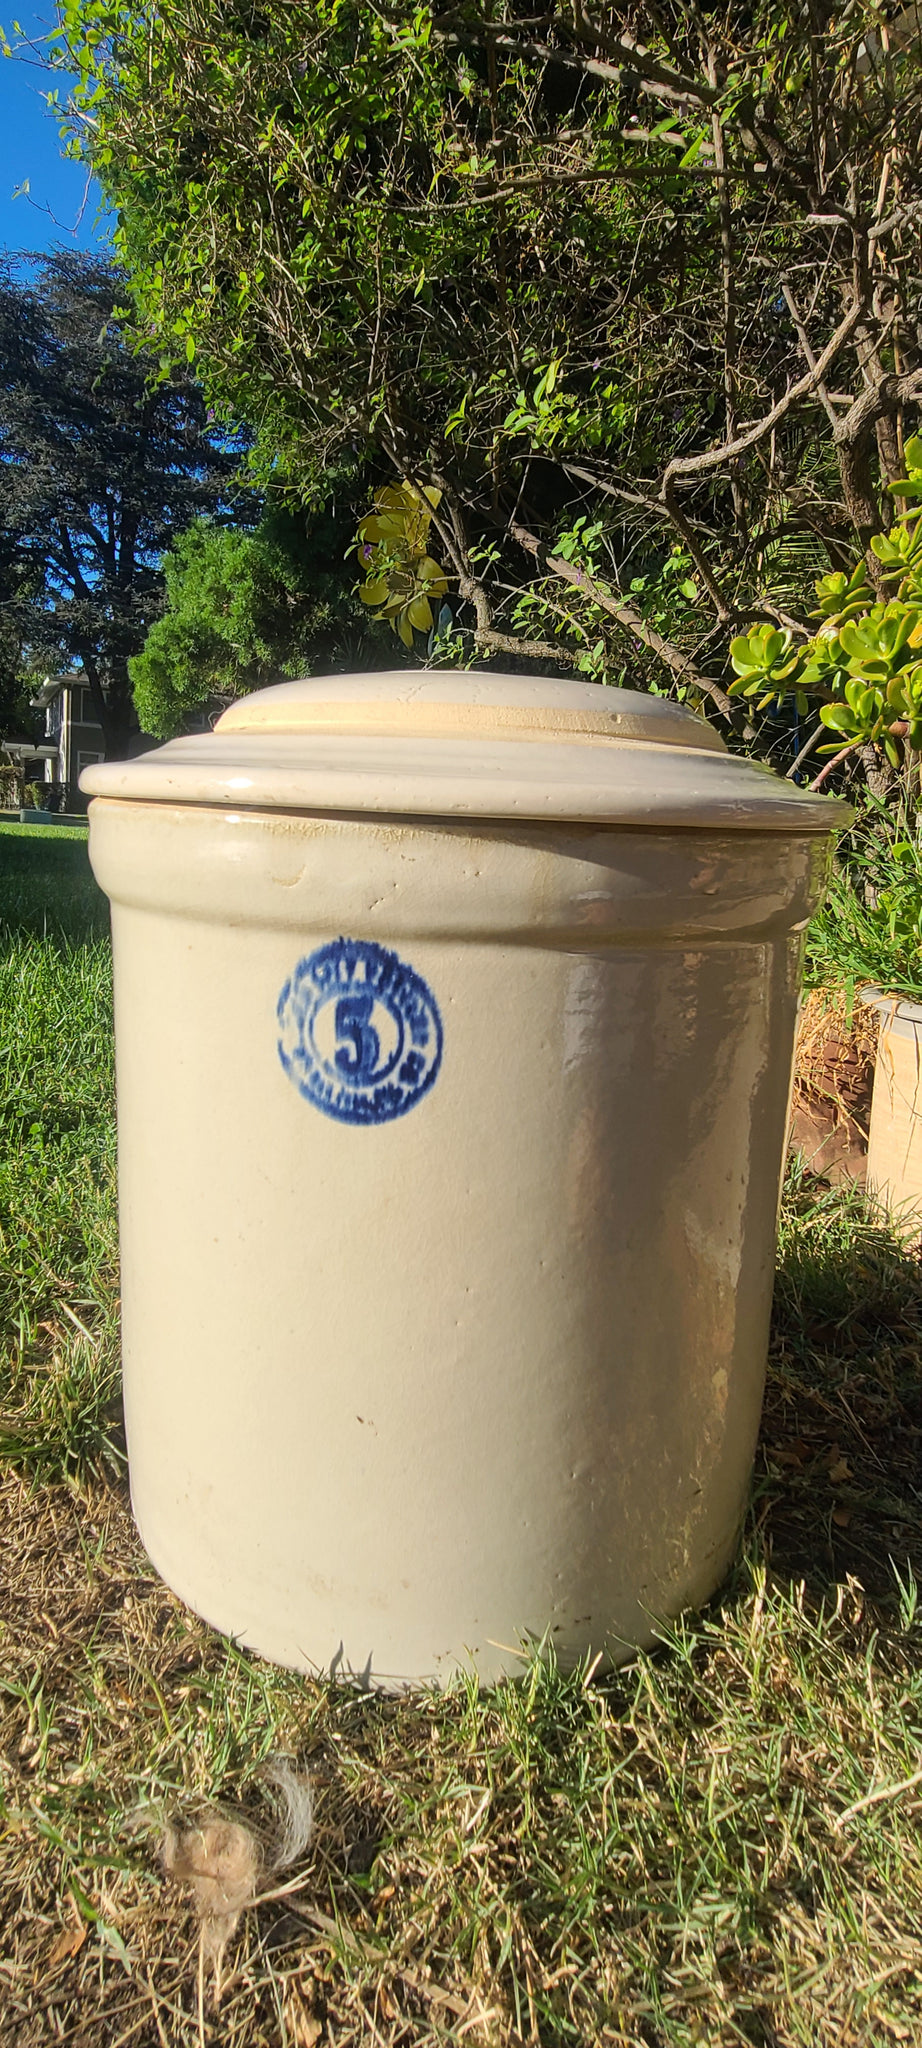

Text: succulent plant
xmin=355 ymin=483 xmax=450 ymax=647
xmin=729 ymin=438 xmax=922 ymax=768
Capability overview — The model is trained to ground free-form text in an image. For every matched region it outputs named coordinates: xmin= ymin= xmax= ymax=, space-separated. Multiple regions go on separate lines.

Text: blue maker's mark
xmin=334 ymin=990 xmax=380 ymax=1081
xmin=277 ymin=938 xmax=443 ymax=1125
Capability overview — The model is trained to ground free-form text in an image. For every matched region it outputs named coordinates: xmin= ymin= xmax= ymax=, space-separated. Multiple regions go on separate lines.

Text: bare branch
xmin=833 ymin=363 xmax=922 ymax=552
xmin=785 ymin=721 xmax=828 ymax=780
xmin=661 ymin=298 xmax=865 ymax=493
xmin=810 ymin=739 xmax=862 ymax=790
xmin=554 ymin=461 xmax=735 ymax=608
xmin=868 ymin=198 xmax=922 ymax=244
xmin=430 ymin=14 xmax=719 ymax=111
xmin=472 ymin=625 xmax=578 ymax=665
xmin=508 ymin=518 xmax=738 ymax=721
xmin=393 ymin=457 xmax=575 ymax=666
xmin=780 ymin=281 xmax=840 ymax=430
xmin=661 ymin=480 xmax=733 ymax=618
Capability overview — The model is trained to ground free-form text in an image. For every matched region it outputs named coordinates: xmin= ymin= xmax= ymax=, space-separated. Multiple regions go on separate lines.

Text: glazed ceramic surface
xmin=89 ymin=672 xmax=843 ymax=831
xmin=82 ymin=673 xmax=847 ymax=1685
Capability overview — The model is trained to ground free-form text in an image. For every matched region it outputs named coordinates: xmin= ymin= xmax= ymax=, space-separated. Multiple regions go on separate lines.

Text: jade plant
xmin=355 ymin=483 xmax=450 ymax=648
xmin=730 ymin=438 xmax=922 ymax=773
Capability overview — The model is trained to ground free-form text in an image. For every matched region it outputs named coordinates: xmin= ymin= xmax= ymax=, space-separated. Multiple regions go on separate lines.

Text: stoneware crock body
xmin=83 ymin=673 xmax=847 ymax=1686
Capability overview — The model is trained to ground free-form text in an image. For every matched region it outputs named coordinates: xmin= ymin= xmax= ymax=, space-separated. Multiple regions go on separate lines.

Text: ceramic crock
xmin=82 ymin=673 xmax=848 ymax=1685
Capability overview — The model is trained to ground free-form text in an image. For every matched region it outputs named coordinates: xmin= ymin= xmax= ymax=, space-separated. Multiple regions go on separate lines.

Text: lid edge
xmin=81 ymin=758 xmax=851 ymax=834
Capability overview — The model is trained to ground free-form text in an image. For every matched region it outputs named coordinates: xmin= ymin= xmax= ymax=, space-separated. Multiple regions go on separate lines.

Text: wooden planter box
xmin=862 ymin=989 xmax=922 ymax=1240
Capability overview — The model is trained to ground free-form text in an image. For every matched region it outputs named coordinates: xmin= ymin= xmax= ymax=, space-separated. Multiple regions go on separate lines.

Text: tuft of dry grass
xmin=788 ymin=988 xmax=879 ymax=1186
xmin=794 ymin=987 xmax=878 ymax=1131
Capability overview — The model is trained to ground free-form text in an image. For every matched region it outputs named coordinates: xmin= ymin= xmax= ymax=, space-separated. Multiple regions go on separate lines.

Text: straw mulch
xmin=789 ymin=987 xmax=879 ymax=1184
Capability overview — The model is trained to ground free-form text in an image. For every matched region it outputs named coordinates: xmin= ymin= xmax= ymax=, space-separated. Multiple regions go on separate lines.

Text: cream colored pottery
xmin=862 ymin=989 xmax=922 ymax=1236
xmin=82 ymin=673 xmax=847 ymax=1686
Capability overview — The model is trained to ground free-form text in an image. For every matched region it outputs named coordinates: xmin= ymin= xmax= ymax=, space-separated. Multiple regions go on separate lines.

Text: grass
xmin=804 ymin=791 xmax=922 ymax=999
xmin=2 ymin=825 xmax=922 ymax=2046
xmin=0 ymin=818 xmax=105 ymax=948
xmin=0 ymin=823 xmax=119 ymax=1483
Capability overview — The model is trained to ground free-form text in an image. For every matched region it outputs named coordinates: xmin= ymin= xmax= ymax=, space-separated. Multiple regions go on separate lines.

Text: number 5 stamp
xmin=277 ymin=938 xmax=443 ymax=1126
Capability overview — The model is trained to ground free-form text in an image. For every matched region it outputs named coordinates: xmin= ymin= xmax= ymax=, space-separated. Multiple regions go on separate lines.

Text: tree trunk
xmin=82 ymin=652 xmax=141 ymax=761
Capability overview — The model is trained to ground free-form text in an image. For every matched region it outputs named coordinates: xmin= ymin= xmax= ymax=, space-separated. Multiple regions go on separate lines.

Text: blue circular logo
xmin=277 ymin=939 xmax=443 ymax=1126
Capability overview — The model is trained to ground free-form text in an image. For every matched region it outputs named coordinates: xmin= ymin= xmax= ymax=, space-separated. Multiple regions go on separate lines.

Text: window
xmin=77 ymin=751 xmax=103 ymax=775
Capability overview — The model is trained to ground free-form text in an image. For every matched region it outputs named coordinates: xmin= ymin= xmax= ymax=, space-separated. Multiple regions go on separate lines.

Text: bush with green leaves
xmin=53 ymin=3 xmax=922 ymax=732
xmin=130 ymin=503 xmax=379 ymax=737
xmin=731 ymin=439 xmax=922 ymax=772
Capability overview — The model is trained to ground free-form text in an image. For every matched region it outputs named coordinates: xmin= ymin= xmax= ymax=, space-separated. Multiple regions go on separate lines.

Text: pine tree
xmin=0 ymin=250 xmax=251 ymax=757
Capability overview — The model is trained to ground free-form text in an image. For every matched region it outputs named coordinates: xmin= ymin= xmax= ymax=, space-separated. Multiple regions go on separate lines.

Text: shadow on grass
xmin=0 ymin=821 xmax=108 ymax=945
xmin=754 ymin=1156 xmax=922 ymax=1602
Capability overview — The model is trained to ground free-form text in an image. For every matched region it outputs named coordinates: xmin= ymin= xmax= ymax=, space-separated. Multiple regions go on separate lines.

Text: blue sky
xmin=0 ymin=4 xmax=113 ymax=260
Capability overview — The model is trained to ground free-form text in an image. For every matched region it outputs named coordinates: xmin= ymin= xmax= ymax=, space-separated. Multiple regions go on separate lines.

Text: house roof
xmin=29 ymin=672 xmax=87 ymax=711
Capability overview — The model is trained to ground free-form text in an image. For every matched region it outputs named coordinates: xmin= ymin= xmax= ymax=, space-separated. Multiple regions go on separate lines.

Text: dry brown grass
xmin=794 ymin=989 xmax=879 ymax=1129
xmin=792 ymin=986 xmax=879 ymax=1161
xmin=3 ymin=1312 xmax=922 ymax=2048
xmin=789 ymin=989 xmax=880 ymax=1186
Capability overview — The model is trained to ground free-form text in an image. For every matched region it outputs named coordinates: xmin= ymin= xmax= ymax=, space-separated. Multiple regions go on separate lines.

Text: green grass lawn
xmin=2 ymin=824 xmax=922 ymax=2046
xmin=0 ymin=817 xmax=106 ymax=947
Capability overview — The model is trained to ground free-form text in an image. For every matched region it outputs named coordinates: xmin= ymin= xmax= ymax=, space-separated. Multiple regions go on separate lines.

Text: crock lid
xmin=212 ymin=671 xmax=726 ymax=747
xmin=80 ymin=671 xmax=850 ymax=832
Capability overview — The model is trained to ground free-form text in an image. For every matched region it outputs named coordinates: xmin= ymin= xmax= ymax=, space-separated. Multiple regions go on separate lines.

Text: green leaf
xmin=730 ymin=634 xmax=757 ymax=671
xmin=678 ymin=134 xmax=705 ymax=168
xmin=819 ymin=702 xmax=858 ymax=733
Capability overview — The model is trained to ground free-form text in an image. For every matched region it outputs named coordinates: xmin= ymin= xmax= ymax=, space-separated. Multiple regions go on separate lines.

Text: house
xmin=28 ymin=673 xmax=106 ymax=810
xmin=0 ymin=736 xmax=60 ymax=807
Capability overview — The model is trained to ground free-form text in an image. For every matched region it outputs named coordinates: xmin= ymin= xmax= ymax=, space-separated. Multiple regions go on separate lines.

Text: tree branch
xmin=868 ymin=197 xmax=922 ymax=244
xmin=781 ymin=280 xmax=840 ymax=429
xmin=661 ymin=480 xmax=733 ymax=618
xmin=707 ymin=46 xmax=746 ymax=538
xmin=810 ymin=739 xmax=862 ymax=790
xmin=833 ymin=363 xmax=922 ymax=555
xmin=472 ymin=625 xmax=578 ymax=665
xmin=56 ymin=524 xmax=94 ymax=602
xmin=508 ymin=518 xmax=738 ymax=721
xmin=394 ymin=457 xmax=576 ymax=668
xmin=785 ymin=720 xmax=828 ymax=780
xmin=430 ymin=15 xmax=719 ymax=111
xmin=555 ymin=459 xmax=737 ymax=612
xmin=660 ymin=297 xmax=865 ymax=492
xmin=568 ymin=7 xmax=720 ymax=107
